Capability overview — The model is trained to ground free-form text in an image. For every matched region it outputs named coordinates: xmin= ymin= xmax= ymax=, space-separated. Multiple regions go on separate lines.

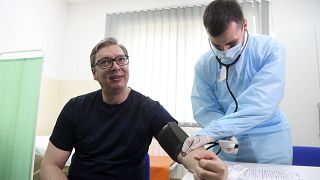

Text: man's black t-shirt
xmin=50 ymin=89 xmax=176 ymax=180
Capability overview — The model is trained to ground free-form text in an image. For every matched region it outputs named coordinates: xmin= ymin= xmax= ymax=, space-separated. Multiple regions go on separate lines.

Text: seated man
xmin=40 ymin=37 xmax=227 ymax=180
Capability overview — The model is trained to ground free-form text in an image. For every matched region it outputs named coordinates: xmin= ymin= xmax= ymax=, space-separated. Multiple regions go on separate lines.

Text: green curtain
xmin=0 ymin=57 xmax=43 ymax=180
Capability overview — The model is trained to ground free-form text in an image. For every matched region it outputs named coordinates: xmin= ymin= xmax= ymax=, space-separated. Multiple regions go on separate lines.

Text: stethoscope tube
xmin=216 ymin=56 xmax=240 ymax=113
xmin=210 ymin=30 xmax=249 ymax=113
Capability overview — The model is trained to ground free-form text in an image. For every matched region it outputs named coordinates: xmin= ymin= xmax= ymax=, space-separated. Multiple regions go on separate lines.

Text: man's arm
xmin=40 ymin=141 xmax=71 ymax=180
xmin=156 ymin=122 xmax=227 ymax=179
xmin=192 ymin=150 xmax=228 ymax=180
xmin=177 ymin=148 xmax=205 ymax=172
xmin=177 ymin=148 xmax=227 ymax=178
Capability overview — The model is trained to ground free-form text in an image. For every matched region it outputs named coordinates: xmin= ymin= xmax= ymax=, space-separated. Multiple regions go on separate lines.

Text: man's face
xmin=208 ymin=21 xmax=247 ymax=51
xmin=92 ymin=44 xmax=129 ymax=93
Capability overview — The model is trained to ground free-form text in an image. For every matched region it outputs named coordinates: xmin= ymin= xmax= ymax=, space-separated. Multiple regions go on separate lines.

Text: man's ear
xmin=92 ymin=68 xmax=97 ymax=80
xmin=243 ymin=18 xmax=248 ymax=30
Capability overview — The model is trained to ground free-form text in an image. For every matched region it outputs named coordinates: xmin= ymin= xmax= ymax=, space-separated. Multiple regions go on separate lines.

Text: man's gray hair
xmin=90 ymin=37 xmax=128 ymax=68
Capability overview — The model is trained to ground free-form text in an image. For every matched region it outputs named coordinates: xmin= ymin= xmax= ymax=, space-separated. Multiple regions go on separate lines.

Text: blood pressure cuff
xmin=158 ymin=122 xmax=189 ymax=162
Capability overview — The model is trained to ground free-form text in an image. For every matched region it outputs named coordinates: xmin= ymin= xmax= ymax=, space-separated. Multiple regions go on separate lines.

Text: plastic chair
xmin=144 ymin=153 xmax=150 ymax=180
xmin=292 ymin=146 xmax=320 ymax=167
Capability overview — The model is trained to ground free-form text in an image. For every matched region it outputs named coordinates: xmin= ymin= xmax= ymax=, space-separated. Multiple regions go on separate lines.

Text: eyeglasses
xmin=93 ymin=55 xmax=129 ymax=69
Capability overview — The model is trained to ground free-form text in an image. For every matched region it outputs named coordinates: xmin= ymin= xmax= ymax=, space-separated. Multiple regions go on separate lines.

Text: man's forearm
xmin=40 ymin=164 xmax=68 ymax=180
xmin=177 ymin=148 xmax=206 ymax=173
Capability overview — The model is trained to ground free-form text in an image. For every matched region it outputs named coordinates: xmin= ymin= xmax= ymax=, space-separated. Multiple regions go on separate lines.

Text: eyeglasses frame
xmin=92 ymin=55 xmax=129 ymax=69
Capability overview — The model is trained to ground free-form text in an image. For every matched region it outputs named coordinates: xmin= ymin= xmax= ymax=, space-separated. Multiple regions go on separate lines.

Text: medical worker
xmin=182 ymin=0 xmax=292 ymax=165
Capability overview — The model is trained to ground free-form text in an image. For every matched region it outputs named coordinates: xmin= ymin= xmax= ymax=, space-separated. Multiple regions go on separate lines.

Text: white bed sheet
xmin=35 ymin=135 xmax=73 ymax=166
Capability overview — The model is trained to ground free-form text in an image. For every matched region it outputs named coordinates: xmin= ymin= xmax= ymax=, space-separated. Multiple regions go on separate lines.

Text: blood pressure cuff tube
xmin=158 ymin=122 xmax=189 ymax=162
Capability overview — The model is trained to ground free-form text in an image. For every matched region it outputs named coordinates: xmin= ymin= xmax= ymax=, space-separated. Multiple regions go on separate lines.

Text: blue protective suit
xmin=192 ymin=33 xmax=292 ymax=164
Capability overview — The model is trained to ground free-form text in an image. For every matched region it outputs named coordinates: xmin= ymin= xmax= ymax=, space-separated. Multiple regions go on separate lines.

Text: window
xmin=105 ymin=1 xmax=270 ymax=123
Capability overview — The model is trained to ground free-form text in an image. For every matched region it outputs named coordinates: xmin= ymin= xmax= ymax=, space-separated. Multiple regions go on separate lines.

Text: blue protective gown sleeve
xmin=192 ymin=34 xmax=289 ymax=139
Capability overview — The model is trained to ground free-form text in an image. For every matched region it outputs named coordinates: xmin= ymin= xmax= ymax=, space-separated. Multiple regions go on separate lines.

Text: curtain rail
xmin=107 ymin=0 xmax=267 ymax=15
xmin=107 ymin=4 xmax=207 ymax=15
xmin=0 ymin=49 xmax=44 ymax=59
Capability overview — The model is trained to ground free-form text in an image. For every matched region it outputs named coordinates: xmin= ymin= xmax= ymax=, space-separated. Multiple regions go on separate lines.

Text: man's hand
xmin=193 ymin=150 xmax=228 ymax=180
xmin=181 ymin=135 xmax=214 ymax=155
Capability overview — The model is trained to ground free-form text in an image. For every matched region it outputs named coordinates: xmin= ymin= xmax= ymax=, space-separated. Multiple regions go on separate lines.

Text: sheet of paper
xmin=228 ymin=164 xmax=304 ymax=180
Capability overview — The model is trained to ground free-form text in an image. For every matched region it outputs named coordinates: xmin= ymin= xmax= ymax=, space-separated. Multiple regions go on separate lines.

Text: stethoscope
xmin=209 ymin=30 xmax=249 ymax=113
xmin=205 ymin=140 xmax=239 ymax=155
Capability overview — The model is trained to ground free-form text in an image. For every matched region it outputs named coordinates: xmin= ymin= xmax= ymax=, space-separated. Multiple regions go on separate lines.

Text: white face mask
xmin=212 ymin=42 xmax=243 ymax=64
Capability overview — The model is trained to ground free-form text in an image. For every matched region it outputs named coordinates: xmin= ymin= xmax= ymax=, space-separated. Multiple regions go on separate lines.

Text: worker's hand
xmin=220 ymin=136 xmax=239 ymax=154
xmin=182 ymin=135 xmax=214 ymax=155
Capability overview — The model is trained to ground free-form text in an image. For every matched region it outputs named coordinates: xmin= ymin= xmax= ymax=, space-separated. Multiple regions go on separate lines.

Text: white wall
xmin=272 ymin=0 xmax=320 ymax=146
xmin=0 ymin=0 xmax=67 ymax=78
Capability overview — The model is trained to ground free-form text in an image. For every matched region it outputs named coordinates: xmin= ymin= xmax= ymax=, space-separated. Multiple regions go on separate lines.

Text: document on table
xmin=228 ymin=164 xmax=304 ymax=180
